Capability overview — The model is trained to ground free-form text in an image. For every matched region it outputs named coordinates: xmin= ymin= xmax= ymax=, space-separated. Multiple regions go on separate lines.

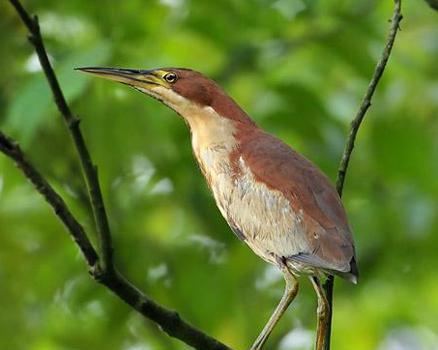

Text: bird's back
xmin=232 ymin=127 xmax=358 ymax=282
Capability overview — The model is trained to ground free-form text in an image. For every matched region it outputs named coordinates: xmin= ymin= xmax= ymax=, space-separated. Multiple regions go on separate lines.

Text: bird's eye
xmin=164 ymin=72 xmax=177 ymax=83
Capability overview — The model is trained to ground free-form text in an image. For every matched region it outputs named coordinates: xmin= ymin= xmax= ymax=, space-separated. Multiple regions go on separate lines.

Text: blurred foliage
xmin=1 ymin=1 xmax=438 ymax=349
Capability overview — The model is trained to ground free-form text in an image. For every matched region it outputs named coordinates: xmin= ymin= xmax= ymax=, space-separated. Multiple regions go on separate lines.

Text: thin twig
xmin=9 ymin=0 xmax=114 ymax=272
xmin=335 ymin=0 xmax=403 ymax=197
xmin=0 ymin=131 xmax=99 ymax=268
xmin=323 ymin=1 xmax=403 ymax=349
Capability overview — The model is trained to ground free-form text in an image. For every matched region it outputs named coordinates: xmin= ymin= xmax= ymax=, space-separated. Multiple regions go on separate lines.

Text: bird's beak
xmin=75 ymin=67 xmax=167 ymax=90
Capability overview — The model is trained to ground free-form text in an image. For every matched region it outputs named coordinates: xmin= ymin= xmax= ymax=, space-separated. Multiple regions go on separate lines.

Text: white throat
xmin=145 ymin=85 xmax=238 ymax=156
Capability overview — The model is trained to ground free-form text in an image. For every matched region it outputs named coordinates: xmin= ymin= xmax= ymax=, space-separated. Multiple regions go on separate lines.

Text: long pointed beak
xmin=75 ymin=67 xmax=166 ymax=89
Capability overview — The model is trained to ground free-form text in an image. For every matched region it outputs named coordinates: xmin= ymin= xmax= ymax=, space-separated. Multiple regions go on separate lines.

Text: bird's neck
xmin=189 ymin=107 xmax=237 ymax=152
xmin=182 ymin=105 xmax=255 ymax=183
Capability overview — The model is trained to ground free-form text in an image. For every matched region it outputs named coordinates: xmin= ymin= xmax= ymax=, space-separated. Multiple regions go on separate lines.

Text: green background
xmin=1 ymin=1 xmax=437 ymax=349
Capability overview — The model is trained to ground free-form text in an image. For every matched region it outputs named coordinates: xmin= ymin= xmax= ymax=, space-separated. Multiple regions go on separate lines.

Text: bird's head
xmin=75 ymin=67 xmax=253 ymax=127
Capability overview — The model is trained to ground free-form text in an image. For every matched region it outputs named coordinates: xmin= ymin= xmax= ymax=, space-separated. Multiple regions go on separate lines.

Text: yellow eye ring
xmin=164 ymin=72 xmax=177 ymax=83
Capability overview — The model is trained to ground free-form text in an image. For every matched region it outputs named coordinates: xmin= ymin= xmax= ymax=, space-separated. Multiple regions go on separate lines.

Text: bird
xmin=76 ymin=66 xmax=358 ymax=350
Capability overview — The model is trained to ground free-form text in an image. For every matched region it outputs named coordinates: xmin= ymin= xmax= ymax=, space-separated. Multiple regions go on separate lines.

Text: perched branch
xmin=9 ymin=0 xmax=114 ymax=272
xmin=323 ymin=1 xmax=403 ymax=349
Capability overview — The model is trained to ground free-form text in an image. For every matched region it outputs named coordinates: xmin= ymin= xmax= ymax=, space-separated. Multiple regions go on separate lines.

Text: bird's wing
xmin=237 ymin=128 xmax=357 ymax=276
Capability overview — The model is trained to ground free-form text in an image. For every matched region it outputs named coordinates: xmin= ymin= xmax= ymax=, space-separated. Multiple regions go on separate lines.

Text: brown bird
xmin=76 ymin=67 xmax=358 ymax=350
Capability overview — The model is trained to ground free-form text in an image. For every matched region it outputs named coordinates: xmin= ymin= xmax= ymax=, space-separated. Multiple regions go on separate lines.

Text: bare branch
xmin=9 ymin=0 xmax=114 ymax=272
xmin=335 ymin=0 xmax=403 ymax=197
xmin=0 ymin=130 xmax=233 ymax=350
xmin=0 ymin=131 xmax=99 ymax=268
xmin=323 ymin=1 xmax=403 ymax=349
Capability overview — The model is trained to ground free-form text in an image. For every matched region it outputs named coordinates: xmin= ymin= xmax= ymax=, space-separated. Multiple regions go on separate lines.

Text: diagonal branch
xmin=0 ymin=131 xmax=232 ymax=350
xmin=335 ymin=0 xmax=403 ymax=197
xmin=0 ymin=131 xmax=99 ymax=268
xmin=323 ymin=1 xmax=403 ymax=349
xmin=9 ymin=0 xmax=114 ymax=272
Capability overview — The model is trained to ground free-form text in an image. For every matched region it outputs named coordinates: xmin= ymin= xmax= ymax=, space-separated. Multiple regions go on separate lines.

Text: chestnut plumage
xmin=77 ymin=66 xmax=358 ymax=350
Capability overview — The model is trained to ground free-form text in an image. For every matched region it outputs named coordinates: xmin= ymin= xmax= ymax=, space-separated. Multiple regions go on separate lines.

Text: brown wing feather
xmin=235 ymin=127 xmax=357 ymax=278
